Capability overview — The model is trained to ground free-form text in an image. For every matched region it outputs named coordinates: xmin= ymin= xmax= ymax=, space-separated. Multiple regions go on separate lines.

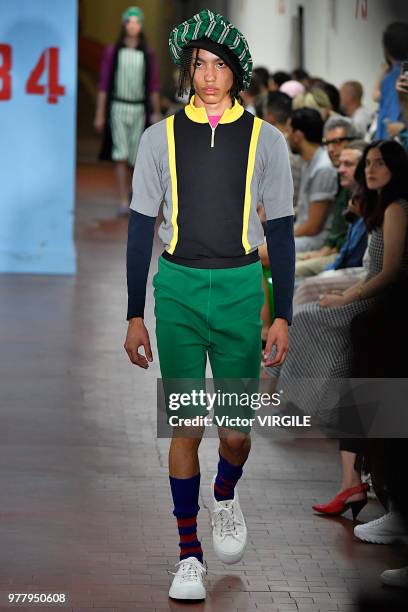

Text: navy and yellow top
xmin=127 ymin=96 xmax=295 ymax=321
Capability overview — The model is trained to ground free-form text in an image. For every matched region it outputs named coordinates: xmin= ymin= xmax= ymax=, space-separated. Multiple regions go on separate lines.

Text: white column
xmin=0 ymin=0 xmax=77 ymax=273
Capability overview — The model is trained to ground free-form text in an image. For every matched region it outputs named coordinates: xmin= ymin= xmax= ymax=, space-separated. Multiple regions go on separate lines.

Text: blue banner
xmin=0 ymin=0 xmax=77 ymax=273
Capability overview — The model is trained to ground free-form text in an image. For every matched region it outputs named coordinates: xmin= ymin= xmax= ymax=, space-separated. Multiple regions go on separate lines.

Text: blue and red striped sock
xmin=214 ymin=452 xmax=244 ymax=502
xmin=169 ymin=473 xmax=203 ymax=563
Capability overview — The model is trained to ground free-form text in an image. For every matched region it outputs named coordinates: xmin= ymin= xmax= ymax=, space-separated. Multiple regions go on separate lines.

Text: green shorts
xmin=153 ymin=256 xmax=264 ymax=433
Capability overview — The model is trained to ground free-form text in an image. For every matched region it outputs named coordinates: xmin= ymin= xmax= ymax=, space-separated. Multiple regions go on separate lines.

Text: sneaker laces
xmin=168 ymin=558 xmax=206 ymax=582
xmin=213 ymin=502 xmax=243 ymax=540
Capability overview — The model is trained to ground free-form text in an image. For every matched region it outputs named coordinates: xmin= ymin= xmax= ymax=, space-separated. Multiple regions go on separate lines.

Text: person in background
xmin=296 ymin=132 xmax=364 ymax=278
xmin=340 ymin=81 xmax=372 ymax=136
xmin=294 ymin=198 xmax=368 ymax=306
xmin=316 ymin=80 xmax=341 ymax=115
xmin=376 ymin=22 xmax=408 ymax=139
xmin=95 ymin=6 xmax=161 ymax=216
xmin=240 ymin=74 xmax=261 ymax=115
xmin=253 ymin=66 xmax=270 ymax=117
xmin=293 ymin=87 xmax=335 ymax=121
xmin=395 ymin=72 xmax=408 ymax=150
xmin=292 ymin=68 xmax=311 ymax=89
xmin=269 ymin=70 xmax=291 ymax=91
xmin=253 ymin=66 xmax=269 ymax=96
xmin=305 ymin=141 xmax=408 ymax=521
xmin=294 ymin=143 xmax=368 ymax=304
xmin=280 ymin=79 xmax=305 ymax=99
xmin=287 ymin=108 xmax=338 ymax=252
xmin=263 ymin=91 xmax=301 ymax=206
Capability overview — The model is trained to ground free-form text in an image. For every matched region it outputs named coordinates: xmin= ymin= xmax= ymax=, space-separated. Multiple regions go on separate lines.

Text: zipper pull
xmin=210 ymin=126 xmax=215 ymax=148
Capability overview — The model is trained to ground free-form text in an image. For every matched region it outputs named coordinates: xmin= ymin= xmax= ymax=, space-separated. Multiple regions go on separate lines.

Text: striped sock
xmin=169 ymin=473 xmax=203 ymax=563
xmin=214 ymin=452 xmax=244 ymax=501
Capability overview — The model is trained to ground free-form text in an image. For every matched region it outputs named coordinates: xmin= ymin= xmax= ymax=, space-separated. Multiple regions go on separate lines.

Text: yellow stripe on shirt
xmin=166 ymin=115 xmax=179 ymax=254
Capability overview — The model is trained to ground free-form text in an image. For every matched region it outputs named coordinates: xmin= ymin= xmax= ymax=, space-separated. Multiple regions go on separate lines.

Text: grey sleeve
xmin=130 ymin=129 xmax=164 ymax=217
xmin=258 ymin=125 xmax=294 ymax=221
xmin=309 ymin=166 xmax=338 ymax=202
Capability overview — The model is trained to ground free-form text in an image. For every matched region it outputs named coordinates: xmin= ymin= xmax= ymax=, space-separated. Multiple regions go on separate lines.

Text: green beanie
xmin=122 ymin=6 xmax=144 ymax=25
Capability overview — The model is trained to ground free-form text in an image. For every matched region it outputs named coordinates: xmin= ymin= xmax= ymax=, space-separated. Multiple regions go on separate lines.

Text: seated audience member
xmin=253 ymin=66 xmax=269 ymax=96
xmin=292 ymin=68 xmax=310 ymax=89
xmin=253 ymin=66 xmax=270 ymax=117
xmin=264 ymin=141 xmax=408 ymax=525
xmin=376 ymin=22 xmax=408 ymax=139
xmin=323 ymin=116 xmax=362 ymax=166
xmin=340 ymin=81 xmax=372 ymax=135
xmin=293 ymin=87 xmax=336 ymax=121
xmin=312 ymin=79 xmax=341 ymax=115
xmin=280 ymin=80 xmax=306 ymax=99
xmin=349 ymin=281 xmax=408 ymax=592
xmin=269 ymin=70 xmax=291 ymax=91
xmin=294 ymin=193 xmax=368 ymax=306
xmin=296 ymin=120 xmax=362 ymax=276
xmin=241 ymin=74 xmax=261 ymax=115
xmin=263 ymin=91 xmax=301 ymax=206
xmin=287 ymin=108 xmax=338 ymax=252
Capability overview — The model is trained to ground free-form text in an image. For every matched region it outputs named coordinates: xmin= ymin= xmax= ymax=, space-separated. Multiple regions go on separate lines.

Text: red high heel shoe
xmin=312 ymin=483 xmax=369 ymax=519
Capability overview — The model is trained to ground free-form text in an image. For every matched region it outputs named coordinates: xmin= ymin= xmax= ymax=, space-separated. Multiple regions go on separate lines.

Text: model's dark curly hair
xmin=177 ymin=47 xmax=242 ymax=103
xmin=354 ymin=140 xmax=408 ymax=231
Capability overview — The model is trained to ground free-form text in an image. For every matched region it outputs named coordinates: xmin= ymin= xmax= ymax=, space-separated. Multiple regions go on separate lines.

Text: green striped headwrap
xmin=169 ymin=9 xmax=253 ymax=90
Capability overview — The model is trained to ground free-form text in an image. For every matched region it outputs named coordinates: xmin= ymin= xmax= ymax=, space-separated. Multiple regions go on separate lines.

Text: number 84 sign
xmin=0 ymin=44 xmax=65 ymax=104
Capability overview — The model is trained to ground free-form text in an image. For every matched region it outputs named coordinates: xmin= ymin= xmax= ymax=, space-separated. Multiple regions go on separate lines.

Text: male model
xmin=124 ymin=9 xmax=295 ymax=600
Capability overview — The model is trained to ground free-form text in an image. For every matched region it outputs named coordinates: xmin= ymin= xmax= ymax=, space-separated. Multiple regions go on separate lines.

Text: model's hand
xmin=263 ymin=318 xmax=289 ymax=367
xmin=94 ymin=115 xmax=105 ymax=133
xmin=124 ymin=318 xmax=153 ymax=369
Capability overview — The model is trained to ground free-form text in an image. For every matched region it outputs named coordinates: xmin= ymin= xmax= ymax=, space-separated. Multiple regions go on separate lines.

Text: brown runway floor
xmin=0 ymin=161 xmax=403 ymax=612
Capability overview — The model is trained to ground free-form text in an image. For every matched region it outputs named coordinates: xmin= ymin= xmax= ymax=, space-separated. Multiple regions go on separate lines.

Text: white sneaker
xmin=381 ymin=566 xmax=408 ymax=588
xmin=354 ymin=511 xmax=406 ymax=544
xmin=168 ymin=556 xmax=206 ymax=600
xmin=211 ymin=475 xmax=247 ymax=564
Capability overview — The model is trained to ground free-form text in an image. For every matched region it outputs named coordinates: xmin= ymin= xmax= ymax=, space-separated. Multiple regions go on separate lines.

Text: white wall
xmin=229 ymin=0 xmax=408 ymax=111
xmin=229 ymin=0 xmax=300 ymax=73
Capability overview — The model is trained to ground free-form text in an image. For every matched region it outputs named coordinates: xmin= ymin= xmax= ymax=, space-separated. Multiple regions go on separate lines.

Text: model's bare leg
xmin=169 ymin=431 xmax=203 ymax=477
xmin=218 ymin=430 xmax=251 ymax=466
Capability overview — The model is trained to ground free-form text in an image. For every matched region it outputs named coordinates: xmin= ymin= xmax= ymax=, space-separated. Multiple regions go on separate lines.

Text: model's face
xmin=365 ymin=147 xmax=392 ymax=191
xmin=191 ymin=48 xmax=234 ymax=105
xmin=338 ymin=149 xmax=361 ymax=188
xmin=125 ymin=16 xmax=142 ymax=37
xmin=324 ymin=127 xmax=350 ymax=167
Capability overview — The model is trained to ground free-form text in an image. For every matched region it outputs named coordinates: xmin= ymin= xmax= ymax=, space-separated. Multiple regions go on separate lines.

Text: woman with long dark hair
xmin=265 ymin=140 xmax=408 ymax=518
xmin=95 ymin=6 xmax=161 ymax=216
